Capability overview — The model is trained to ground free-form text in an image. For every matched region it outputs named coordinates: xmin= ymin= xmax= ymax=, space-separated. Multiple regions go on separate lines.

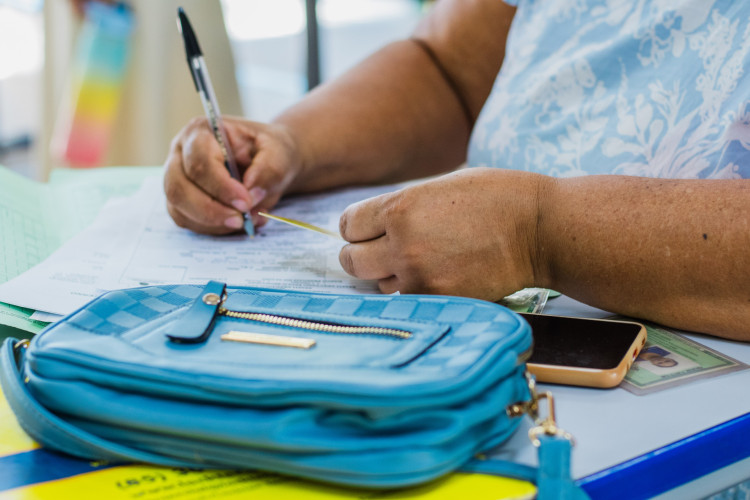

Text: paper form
xmin=0 ymin=166 xmax=162 ymax=284
xmin=0 ymin=177 xmax=405 ymax=316
xmin=0 ymin=166 xmax=163 ymax=330
xmin=0 ymin=303 xmax=49 ymax=334
xmin=0 ymin=189 xmax=153 ymax=315
xmin=0 ymin=169 xmax=60 ymax=284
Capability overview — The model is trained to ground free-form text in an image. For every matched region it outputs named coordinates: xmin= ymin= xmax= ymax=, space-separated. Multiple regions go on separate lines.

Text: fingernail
xmin=231 ymin=199 xmax=249 ymax=212
xmin=224 ymin=216 xmax=244 ymax=229
xmin=249 ymin=187 xmax=267 ymax=207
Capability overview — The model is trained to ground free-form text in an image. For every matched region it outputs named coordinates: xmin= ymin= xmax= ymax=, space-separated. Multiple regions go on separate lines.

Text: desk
xmin=511 ymin=296 xmax=750 ymax=499
xmin=0 ymin=164 xmax=748 ymax=498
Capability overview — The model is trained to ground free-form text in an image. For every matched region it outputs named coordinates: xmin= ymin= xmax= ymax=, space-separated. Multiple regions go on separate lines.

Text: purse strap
xmin=1 ymin=338 xmax=589 ymax=499
xmin=464 ymin=372 xmax=591 ymax=499
xmin=462 ymin=436 xmax=590 ymax=500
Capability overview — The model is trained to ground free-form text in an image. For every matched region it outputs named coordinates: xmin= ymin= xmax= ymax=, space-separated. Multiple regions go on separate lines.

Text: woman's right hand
xmin=163 ymin=117 xmax=304 ymax=235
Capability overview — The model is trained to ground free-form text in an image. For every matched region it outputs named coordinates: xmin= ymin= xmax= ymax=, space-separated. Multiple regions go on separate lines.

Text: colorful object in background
xmin=56 ymin=2 xmax=134 ymax=168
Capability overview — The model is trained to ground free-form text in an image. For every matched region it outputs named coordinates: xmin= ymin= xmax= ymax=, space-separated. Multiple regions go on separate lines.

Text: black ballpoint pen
xmin=176 ymin=7 xmax=254 ymax=236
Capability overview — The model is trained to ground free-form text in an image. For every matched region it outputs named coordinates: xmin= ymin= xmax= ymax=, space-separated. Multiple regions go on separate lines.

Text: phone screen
xmin=520 ymin=313 xmax=643 ymax=370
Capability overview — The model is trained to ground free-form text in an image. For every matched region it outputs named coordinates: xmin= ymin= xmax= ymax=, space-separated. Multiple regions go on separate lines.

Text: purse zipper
xmin=218 ymin=307 xmax=412 ymax=340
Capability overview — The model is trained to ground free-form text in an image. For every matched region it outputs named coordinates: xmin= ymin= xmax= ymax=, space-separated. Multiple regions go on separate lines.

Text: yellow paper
xmin=0 ymin=466 xmax=535 ymax=500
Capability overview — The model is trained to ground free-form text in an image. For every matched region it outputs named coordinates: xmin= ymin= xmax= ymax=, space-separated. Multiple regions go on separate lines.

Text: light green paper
xmin=0 ymin=166 xmax=162 ymax=332
xmin=0 ymin=302 xmax=49 ymax=334
xmin=0 ymin=166 xmax=162 ymax=283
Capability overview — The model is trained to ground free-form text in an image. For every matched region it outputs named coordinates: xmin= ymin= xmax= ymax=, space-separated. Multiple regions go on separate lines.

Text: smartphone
xmin=520 ymin=313 xmax=647 ymax=389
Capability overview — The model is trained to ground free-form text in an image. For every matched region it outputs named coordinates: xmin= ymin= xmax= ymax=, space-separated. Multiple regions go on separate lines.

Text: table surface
xmin=493 ymin=296 xmax=750 ymax=498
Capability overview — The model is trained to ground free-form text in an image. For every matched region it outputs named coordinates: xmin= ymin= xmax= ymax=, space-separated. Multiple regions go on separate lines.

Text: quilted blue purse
xmin=1 ymin=281 xmax=588 ymax=498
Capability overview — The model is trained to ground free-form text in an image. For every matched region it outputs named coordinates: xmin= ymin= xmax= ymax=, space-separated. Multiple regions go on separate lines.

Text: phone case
xmin=525 ymin=315 xmax=647 ymax=389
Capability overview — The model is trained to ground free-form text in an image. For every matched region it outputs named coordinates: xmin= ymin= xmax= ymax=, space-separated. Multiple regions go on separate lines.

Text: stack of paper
xmin=0 ymin=166 xmax=163 ymax=330
xmin=0 ymin=168 xmax=404 ymax=319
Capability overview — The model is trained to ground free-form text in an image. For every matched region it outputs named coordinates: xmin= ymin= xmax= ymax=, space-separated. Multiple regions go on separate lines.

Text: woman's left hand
xmin=338 ymin=167 xmax=549 ymax=300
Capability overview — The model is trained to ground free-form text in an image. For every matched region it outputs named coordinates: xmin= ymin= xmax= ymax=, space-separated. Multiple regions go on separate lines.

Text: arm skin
xmin=538 ymin=176 xmax=750 ymax=341
xmin=338 ymin=169 xmax=750 ymax=342
xmin=270 ymin=0 xmax=516 ymax=193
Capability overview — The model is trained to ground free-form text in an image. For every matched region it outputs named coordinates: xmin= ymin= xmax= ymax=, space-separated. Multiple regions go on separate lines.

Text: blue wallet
xmin=1 ymin=281 xmax=588 ymax=498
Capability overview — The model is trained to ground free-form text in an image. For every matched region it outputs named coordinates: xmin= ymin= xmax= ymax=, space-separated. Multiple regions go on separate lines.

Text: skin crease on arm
xmin=271 ymin=0 xmax=516 ymax=193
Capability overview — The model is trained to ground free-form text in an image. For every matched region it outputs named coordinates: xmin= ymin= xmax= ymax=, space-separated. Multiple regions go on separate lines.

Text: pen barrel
xmin=192 ymin=57 xmax=241 ymax=180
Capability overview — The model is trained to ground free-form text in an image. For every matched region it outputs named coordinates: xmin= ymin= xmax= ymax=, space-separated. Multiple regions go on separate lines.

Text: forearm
xmin=274 ymin=0 xmax=515 ymax=194
xmin=275 ymin=40 xmax=469 ymax=193
xmin=538 ymin=176 xmax=750 ymax=340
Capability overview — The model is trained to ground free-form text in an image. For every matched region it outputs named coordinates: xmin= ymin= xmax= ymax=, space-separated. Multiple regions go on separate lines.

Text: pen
xmin=176 ymin=7 xmax=254 ymax=236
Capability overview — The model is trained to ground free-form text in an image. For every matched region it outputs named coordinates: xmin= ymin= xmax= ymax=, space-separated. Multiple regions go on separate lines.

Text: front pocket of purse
xmin=131 ymin=306 xmax=450 ymax=370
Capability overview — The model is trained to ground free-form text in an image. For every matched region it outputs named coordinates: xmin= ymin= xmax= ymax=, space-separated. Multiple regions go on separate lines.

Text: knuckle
xmin=385 ymin=191 xmax=411 ymax=219
xmin=168 ymin=134 xmax=181 ymax=154
xmin=338 ymin=246 xmax=356 ymax=275
xmin=186 ymin=116 xmax=207 ymax=130
xmin=338 ymin=210 xmax=350 ymax=238
xmin=184 ymin=158 xmax=210 ymax=181
xmin=163 ymin=178 xmax=184 ymax=205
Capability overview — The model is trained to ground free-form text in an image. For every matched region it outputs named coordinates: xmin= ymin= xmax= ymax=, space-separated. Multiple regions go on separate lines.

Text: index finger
xmin=183 ymin=127 xmax=250 ymax=200
xmin=339 ymin=191 xmax=397 ymax=243
xmin=164 ymin=138 xmax=248 ymax=233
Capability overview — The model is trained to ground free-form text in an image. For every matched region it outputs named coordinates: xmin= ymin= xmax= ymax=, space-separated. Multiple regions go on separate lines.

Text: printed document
xmin=0 ymin=177 xmax=404 ymax=316
xmin=0 ymin=166 xmax=162 ymax=283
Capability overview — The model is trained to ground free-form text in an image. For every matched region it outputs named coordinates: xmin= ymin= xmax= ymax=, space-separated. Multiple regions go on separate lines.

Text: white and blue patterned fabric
xmin=468 ymin=0 xmax=750 ymax=179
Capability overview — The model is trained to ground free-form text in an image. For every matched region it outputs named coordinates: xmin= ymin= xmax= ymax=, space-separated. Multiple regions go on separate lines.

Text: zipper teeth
xmin=219 ymin=308 xmax=412 ymax=339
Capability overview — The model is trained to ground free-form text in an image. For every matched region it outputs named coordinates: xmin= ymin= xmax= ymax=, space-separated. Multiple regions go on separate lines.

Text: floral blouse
xmin=469 ymin=0 xmax=750 ymax=179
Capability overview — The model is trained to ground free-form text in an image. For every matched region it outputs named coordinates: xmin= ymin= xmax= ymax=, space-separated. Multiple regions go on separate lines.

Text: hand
xmin=164 ymin=117 xmax=303 ymax=235
xmin=338 ymin=168 xmax=547 ymax=300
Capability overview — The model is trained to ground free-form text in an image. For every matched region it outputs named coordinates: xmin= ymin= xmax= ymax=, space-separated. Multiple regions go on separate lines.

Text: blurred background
xmin=0 ymin=0 xmax=430 ymax=180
